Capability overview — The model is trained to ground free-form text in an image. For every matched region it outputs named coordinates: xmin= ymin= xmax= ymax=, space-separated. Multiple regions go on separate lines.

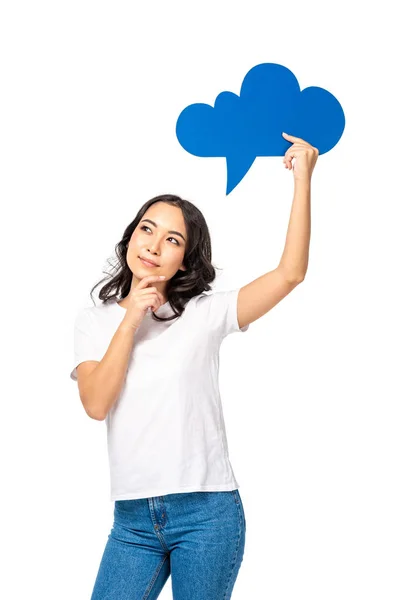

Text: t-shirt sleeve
xmin=70 ymin=308 xmax=103 ymax=381
xmin=198 ymin=287 xmax=250 ymax=339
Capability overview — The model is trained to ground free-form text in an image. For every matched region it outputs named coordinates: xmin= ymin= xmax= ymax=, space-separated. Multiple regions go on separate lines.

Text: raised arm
xmin=236 ymin=133 xmax=318 ymax=329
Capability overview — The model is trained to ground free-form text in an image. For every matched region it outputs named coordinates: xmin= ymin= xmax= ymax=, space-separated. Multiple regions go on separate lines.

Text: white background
xmin=1 ymin=1 xmax=399 ymax=598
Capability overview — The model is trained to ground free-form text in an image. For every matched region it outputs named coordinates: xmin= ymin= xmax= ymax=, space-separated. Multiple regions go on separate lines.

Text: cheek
xmin=130 ymin=233 xmax=143 ymax=248
xmin=163 ymin=249 xmax=184 ymax=268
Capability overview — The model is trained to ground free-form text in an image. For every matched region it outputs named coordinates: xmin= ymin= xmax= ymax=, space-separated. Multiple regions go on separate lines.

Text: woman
xmin=71 ymin=132 xmax=318 ymax=599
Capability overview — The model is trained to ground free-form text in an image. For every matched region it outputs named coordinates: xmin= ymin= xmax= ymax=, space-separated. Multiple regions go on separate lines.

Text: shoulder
xmin=189 ymin=288 xmax=239 ymax=317
xmin=194 ymin=288 xmax=237 ymax=306
xmin=74 ymin=300 xmax=114 ymax=327
xmin=186 ymin=291 xmax=214 ymax=311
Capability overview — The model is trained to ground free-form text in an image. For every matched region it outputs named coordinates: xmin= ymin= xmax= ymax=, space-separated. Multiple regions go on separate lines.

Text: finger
xmin=283 ymin=155 xmax=291 ymax=168
xmin=152 ymin=293 xmax=163 ymax=311
xmin=284 ymin=150 xmax=297 ymax=162
xmin=138 ymin=275 xmax=163 ymax=289
xmin=141 ymin=293 xmax=159 ymax=311
xmin=282 ymin=148 xmax=303 ymax=165
xmin=284 ymin=144 xmax=306 ymax=155
xmin=282 ymin=132 xmax=306 ymax=143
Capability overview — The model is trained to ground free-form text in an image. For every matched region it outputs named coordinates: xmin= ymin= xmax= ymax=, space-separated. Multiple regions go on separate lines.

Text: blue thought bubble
xmin=176 ymin=63 xmax=345 ymax=194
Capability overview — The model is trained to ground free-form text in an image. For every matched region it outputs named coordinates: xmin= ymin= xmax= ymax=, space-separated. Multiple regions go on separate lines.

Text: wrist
xmin=119 ymin=319 xmax=139 ymax=333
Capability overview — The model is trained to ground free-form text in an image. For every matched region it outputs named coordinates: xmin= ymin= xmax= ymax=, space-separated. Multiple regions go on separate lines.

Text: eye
xmin=140 ymin=225 xmax=179 ymax=245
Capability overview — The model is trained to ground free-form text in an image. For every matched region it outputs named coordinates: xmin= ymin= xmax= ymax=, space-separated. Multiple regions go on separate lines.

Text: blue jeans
xmin=90 ymin=490 xmax=246 ymax=599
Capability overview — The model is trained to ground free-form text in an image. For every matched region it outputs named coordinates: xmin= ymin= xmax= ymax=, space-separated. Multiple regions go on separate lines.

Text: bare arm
xmin=76 ymin=275 xmax=165 ymax=420
xmin=77 ymin=318 xmax=136 ymax=421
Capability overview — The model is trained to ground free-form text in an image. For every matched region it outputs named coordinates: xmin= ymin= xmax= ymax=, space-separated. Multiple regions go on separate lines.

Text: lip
xmin=139 ymin=257 xmax=158 ymax=267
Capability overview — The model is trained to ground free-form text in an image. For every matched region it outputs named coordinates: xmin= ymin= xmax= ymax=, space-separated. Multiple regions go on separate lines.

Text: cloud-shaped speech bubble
xmin=176 ymin=62 xmax=345 ymax=194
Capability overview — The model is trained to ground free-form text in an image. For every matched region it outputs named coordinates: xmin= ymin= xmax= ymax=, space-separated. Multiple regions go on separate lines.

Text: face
xmin=126 ymin=202 xmax=187 ymax=299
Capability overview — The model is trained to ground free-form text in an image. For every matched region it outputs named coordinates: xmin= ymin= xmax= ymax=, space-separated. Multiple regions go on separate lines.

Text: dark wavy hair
xmin=89 ymin=194 xmax=221 ymax=322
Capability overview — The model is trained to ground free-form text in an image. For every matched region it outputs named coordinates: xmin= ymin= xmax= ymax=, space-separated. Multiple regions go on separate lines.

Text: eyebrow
xmin=140 ymin=219 xmax=186 ymax=242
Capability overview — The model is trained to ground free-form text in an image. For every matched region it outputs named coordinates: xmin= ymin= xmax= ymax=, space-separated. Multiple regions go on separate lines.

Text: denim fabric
xmin=90 ymin=490 xmax=246 ymax=599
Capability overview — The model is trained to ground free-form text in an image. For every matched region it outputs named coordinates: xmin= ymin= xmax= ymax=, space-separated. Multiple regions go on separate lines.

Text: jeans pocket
xmin=231 ymin=490 xmax=246 ymax=532
xmin=231 ymin=490 xmax=240 ymax=504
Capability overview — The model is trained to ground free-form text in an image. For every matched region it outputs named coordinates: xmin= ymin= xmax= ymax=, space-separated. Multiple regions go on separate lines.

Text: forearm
xmin=278 ymin=179 xmax=311 ymax=281
xmin=84 ymin=319 xmax=136 ymax=420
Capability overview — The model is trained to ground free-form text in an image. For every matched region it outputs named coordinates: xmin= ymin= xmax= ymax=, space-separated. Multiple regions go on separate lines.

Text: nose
xmin=147 ymin=239 xmax=161 ymax=254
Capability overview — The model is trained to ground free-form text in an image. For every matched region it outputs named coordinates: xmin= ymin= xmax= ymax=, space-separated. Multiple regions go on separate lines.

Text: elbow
xmin=87 ymin=409 xmax=106 ymax=421
xmin=81 ymin=397 xmax=106 ymax=421
xmin=85 ymin=403 xmax=107 ymax=421
xmin=290 ymin=271 xmax=306 ymax=284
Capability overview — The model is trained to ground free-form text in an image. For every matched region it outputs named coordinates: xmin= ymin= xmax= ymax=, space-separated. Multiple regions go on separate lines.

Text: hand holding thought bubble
xmin=176 ymin=62 xmax=345 ymax=194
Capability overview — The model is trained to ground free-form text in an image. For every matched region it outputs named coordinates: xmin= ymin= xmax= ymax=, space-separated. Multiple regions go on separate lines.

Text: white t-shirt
xmin=70 ymin=288 xmax=249 ymax=501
